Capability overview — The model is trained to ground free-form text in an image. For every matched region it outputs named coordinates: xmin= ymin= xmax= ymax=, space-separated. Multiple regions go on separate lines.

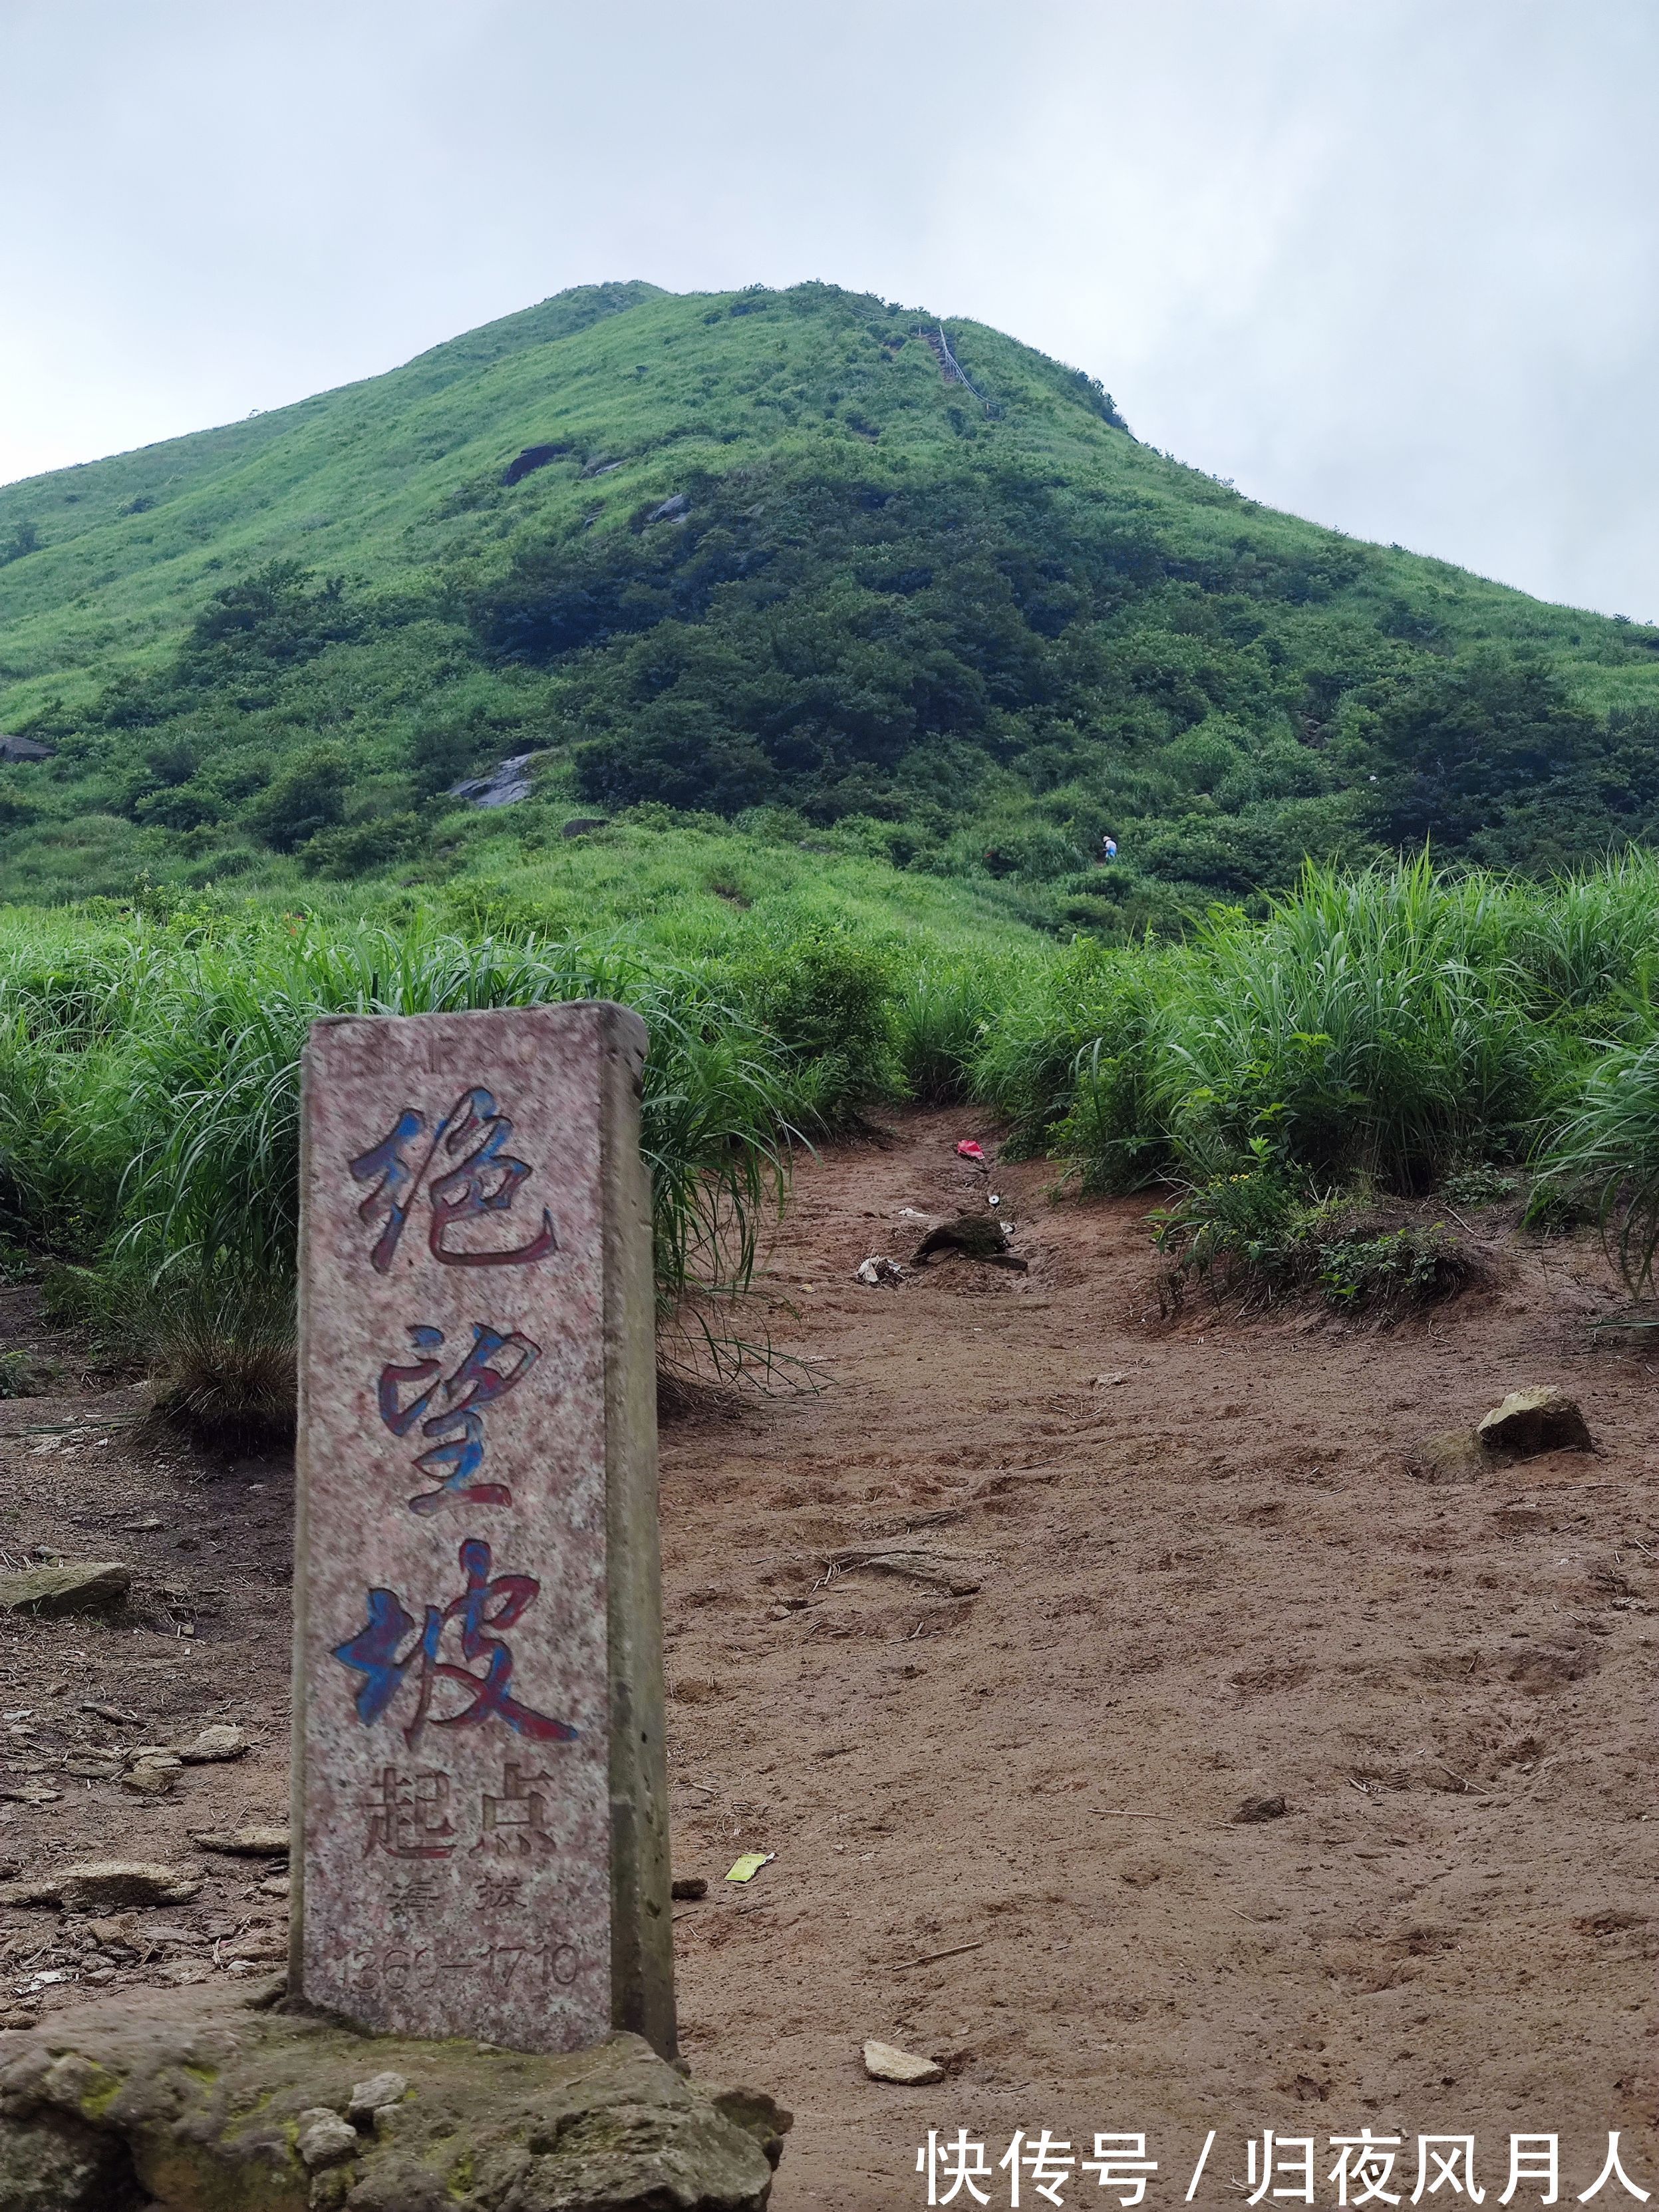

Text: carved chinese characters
xmin=291 ymin=1003 xmax=675 ymax=2055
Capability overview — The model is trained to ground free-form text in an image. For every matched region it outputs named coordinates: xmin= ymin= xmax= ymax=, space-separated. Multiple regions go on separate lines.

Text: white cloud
xmin=2 ymin=0 xmax=1656 ymax=615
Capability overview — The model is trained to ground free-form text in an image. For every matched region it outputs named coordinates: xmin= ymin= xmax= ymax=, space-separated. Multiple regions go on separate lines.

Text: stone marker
xmin=291 ymin=1002 xmax=674 ymax=2058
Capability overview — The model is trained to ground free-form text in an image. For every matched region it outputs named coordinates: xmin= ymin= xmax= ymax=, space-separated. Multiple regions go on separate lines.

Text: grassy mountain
xmin=3 ymin=278 xmax=1659 ymax=919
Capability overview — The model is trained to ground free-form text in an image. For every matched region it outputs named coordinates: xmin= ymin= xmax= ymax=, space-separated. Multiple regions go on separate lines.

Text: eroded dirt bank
xmin=0 ymin=1110 xmax=1653 ymax=2207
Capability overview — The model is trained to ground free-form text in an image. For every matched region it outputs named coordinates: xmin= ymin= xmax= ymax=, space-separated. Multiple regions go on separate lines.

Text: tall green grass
xmin=9 ymin=852 xmax=1659 ymax=1411
xmin=0 ymin=915 xmax=815 ymax=1317
xmin=0 ymin=911 xmax=874 ymax=1435
xmin=972 ymin=856 xmax=1659 ymax=1280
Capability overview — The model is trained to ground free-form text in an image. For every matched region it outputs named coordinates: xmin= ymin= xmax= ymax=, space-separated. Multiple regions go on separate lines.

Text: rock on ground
xmin=1477 ymin=1386 xmax=1593 ymax=1457
xmin=0 ymin=1863 xmax=202 ymax=1912
xmin=0 ymin=1980 xmax=788 ymax=2211
xmin=861 ymin=2039 xmax=944 ymax=2086
xmin=1406 ymin=1426 xmax=1488 ymax=1481
xmin=0 ymin=1563 xmax=130 ymax=1617
xmin=188 ymin=1825 xmax=289 ymax=1857
xmin=445 ymin=752 xmax=542 ymax=810
xmin=178 ymin=1724 xmax=249 ymax=1764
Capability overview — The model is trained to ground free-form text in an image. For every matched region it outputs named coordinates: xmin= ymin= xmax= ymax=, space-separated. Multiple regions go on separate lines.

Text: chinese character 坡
xmin=332 ymin=1537 xmax=577 ymax=1748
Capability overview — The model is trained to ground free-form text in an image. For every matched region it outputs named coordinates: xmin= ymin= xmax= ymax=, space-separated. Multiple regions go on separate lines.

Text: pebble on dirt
xmin=349 ymin=2069 xmax=410 ymax=2119
xmin=1231 ymin=1794 xmax=1289 ymax=1823
xmin=297 ymin=2107 xmax=361 ymax=2169
xmin=118 ymin=1763 xmax=174 ymax=1797
xmin=179 ymin=1723 xmax=250 ymax=1763
xmin=671 ymin=1875 xmax=708 ymax=1901
xmin=862 ymin=2038 xmax=944 ymax=2085
xmin=188 ymin=1825 xmax=289 ymax=1857
xmin=1476 ymin=1385 xmax=1592 ymax=1458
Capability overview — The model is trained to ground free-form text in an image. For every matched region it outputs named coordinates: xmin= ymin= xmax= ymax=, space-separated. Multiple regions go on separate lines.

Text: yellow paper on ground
xmin=725 ymin=1851 xmax=774 ymax=1883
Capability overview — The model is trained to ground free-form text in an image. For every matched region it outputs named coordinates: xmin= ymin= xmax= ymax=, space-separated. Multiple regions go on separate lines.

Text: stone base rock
xmin=861 ymin=2040 xmax=943 ymax=2086
xmin=0 ymin=1980 xmax=786 ymax=2211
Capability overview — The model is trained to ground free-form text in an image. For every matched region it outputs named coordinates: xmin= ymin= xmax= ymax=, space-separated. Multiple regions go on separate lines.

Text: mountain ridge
xmin=1 ymin=279 xmax=1657 ymax=909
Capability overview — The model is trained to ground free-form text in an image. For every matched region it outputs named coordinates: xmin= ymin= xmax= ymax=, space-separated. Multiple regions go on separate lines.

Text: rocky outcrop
xmin=1409 ymin=1386 xmax=1593 ymax=1480
xmin=1405 ymin=1428 xmax=1487 ymax=1482
xmin=0 ymin=1980 xmax=786 ymax=2209
xmin=446 ymin=754 xmax=543 ymax=809
xmin=909 ymin=1213 xmax=1026 ymax=1271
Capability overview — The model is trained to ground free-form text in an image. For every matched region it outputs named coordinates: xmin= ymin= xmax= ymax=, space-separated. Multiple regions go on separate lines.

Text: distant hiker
xmin=1100 ymin=833 xmax=1118 ymax=864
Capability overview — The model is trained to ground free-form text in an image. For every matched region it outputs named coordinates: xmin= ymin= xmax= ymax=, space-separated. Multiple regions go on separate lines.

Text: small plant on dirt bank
xmin=1155 ymin=1143 xmax=1477 ymax=1316
xmin=138 ymin=1271 xmax=298 ymax=1447
xmin=1441 ymin=1164 xmax=1517 ymax=1207
xmin=1151 ymin=1142 xmax=1318 ymax=1299
xmin=1316 ymin=1223 xmax=1471 ymax=1310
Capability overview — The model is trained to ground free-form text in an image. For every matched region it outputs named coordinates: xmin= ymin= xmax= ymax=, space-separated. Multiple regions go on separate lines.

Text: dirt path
xmin=0 ymin=1111 xmax=1654 ymax=2207
xmin=661 ymin=1114 xmax=1657 ymax=2203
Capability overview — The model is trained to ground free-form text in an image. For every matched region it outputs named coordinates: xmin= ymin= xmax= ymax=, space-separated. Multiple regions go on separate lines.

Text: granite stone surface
xmin=292 ymin=1002 xmax=667 ymax=2053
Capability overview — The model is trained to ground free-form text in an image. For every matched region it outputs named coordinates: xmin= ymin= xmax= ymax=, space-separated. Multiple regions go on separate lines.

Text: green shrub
xmin=1154 ymin=1156 xmax=1475 ymax=1315
xmin=1441 ymin=1164 xmax=1517 ymax=1206
xmin=1151 ymin=1147 xmax=1313 ymax=1295
xmin=973 ymin=935 xmax=1167 ymax=1176
xmin=0 ymin=1349 xmax=45 ymax=1398
xmin=1147 ymin=860 xmax=1549 ymax=1187
xmin=246 ymin=745 xmax=349 ymax=852
xmin=1538 ymin=1028 xmax=1659 ymax=1290
xmin=0 ymin=913 xmax=811 ymax=1360
xmin=732 ymin=922 xmax=902 ymax=1125
xmin=1316 ymin=1223 xmax=1469 ymax=1309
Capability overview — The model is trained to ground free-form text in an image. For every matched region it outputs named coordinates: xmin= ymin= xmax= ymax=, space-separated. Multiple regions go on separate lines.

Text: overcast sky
xmin=3 ymin=0 xmax=1655 ymax=618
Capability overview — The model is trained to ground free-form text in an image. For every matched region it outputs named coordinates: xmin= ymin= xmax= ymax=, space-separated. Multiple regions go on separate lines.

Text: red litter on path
xmin=955 ymin=1140 xmax=986 ymax=1162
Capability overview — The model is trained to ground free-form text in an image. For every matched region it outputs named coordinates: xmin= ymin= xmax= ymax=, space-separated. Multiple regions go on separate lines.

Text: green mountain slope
xmin=4 ymin=278 xmax=1659 ymax=915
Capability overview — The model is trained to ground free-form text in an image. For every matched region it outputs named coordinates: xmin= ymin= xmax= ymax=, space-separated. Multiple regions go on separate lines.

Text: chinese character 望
xmin=378 ymin=1321 xmax=541 ymax=1514
xmin=333 ymin=1537 xmax=579 ymax=1748
xmin=349 ymin=1087 xmax=557 ymax=1273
